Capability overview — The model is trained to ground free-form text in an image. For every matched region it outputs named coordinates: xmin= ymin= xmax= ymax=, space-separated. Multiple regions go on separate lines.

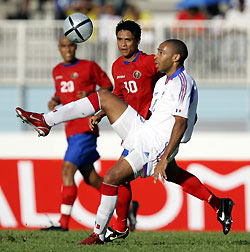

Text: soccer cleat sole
xmin=40 ymin=226 xmax=68 ymax=231
xmin=16 ymin=108 xmax=46 ymax=137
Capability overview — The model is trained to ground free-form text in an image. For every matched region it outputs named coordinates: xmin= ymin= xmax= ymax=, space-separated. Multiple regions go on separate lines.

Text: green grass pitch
xmin=0 ymin=230 xmax=249 ymax=252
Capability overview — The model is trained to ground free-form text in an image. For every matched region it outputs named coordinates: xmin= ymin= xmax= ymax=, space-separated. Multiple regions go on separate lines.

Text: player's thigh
xmin=98 ymin=89 xmax=128 ymax=124
xmin=104 ymin=159 xmax=135 ymax=185
xmin=62 ymin=161 xmax=78 ymax=176
xmin=111 ymin=105 xmax=142 ymax=141
xmin=61 ymin=161 xmax=78 ymax=185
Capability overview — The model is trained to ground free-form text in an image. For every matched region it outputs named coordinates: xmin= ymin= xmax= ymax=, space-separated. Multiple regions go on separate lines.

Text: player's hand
xmin=154 ymin=158 xmax=168 ymax=184
xmin=77 ymin=90 xmax=87 ymax=99
xmin=48 ymin=98 xmax=59 ymax=111
xmin=89 ymin=115 xmax=101 ymax=131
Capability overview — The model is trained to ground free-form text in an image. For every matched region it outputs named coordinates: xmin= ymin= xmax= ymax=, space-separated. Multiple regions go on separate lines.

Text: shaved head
xmin=162 ymin=39 xmax=188 ymax=64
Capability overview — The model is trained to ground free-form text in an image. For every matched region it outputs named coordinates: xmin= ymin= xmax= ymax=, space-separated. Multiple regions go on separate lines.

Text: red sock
xmin=113 ymin=182 xmax=132 ymax=232
xmin=172 ymin=169 xmax=220 ymax=211
xmin=59 ymin=185 xmax=77 ymax=229
xmin=100 ymin=182 xmax=118 ymax=195
xmin=88 ymin=92 xmax=101 ymax=112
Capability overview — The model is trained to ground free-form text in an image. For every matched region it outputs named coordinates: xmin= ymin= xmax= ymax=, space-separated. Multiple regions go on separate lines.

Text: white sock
xmin=44 ymin=97 xmax=96 ymax=126
xmin=94 ymin=194 xmax=118 ymax=238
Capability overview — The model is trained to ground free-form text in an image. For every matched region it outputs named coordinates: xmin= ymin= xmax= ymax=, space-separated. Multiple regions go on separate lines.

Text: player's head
xmin=116 ymin=20 xmax=141 ymax=42
xmin=58 ymin=35 xmax=77 ymax=64
xmin=115 ymin=20 xmax=141 ymax=61
xmin=155 ymin=39 xmax=188 ymax=74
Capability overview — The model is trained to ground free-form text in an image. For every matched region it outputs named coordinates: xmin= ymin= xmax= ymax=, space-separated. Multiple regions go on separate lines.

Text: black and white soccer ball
xmin=63 ymin=13 xmax=93 ymax=43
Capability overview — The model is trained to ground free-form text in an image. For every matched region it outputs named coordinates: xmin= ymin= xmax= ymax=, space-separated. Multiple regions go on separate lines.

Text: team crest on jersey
xmin=133 ymin=70 xmax=141 ymax=79
xmin=72 ymin=72 xmax=78 ymax=79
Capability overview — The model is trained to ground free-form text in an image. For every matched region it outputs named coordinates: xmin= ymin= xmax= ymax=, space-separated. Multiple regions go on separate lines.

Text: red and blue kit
xmin=53 ymin=59 xmax=112 ymax=138
xmin=112 ymin=51 xmax=164 ymax=120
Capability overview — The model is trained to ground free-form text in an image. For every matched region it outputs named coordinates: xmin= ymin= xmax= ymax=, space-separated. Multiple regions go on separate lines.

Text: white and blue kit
xmin=112 ymin=66 xmax=198 ymax=178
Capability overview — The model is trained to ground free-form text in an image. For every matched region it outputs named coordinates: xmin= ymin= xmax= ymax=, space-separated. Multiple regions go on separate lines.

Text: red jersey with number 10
xmin=52 ymin=59 xmax=112 ymax=138
xmin=112 ymin=51 xmax=164 ymax=119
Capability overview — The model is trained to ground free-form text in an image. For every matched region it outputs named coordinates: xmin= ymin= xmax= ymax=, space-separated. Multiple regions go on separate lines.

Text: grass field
xmin=0 ymin=230 xmax=249 ymax=252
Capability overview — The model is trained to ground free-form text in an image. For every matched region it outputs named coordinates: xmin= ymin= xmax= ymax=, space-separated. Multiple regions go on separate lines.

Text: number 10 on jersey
xmin=124 ymin=81 xmax=138 ymax=93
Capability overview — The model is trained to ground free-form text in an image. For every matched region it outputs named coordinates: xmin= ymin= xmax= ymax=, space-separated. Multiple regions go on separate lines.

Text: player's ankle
xmin=113 ymin=220 xmax=127 ymax=232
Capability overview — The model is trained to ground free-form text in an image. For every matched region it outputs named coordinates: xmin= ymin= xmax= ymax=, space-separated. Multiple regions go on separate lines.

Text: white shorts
xmin=112 ymin=106 xmax=179 ymax=179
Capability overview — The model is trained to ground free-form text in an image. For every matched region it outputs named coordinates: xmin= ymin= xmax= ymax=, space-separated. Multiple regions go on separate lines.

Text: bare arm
xmin=153 ymin=115 xmax=187 ymax=183
xmin=48 ymin=96 xmax=61 ymax=111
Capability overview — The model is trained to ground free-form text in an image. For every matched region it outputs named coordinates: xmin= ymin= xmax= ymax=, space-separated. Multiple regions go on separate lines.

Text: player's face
xmin=155 ymin=42 xmax=174 ymax=73
xmin=58 ymin=37 xmax=77 ymax=64
xmin=116 ymin=30 xmax=139 ymax=61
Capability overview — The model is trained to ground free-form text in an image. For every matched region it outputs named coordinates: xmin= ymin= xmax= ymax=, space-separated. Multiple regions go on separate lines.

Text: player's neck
xmin=123 ymin=50 xmax=140 ymax=62
xmin=64 ymin=58 xmax=78 ymax=65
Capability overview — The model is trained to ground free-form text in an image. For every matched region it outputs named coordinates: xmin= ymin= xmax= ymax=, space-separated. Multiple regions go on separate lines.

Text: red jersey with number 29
xmin=112 ymin=51 xmax=164 ymax=119
xmin=52 ymin=59 xmax=112 ymax=138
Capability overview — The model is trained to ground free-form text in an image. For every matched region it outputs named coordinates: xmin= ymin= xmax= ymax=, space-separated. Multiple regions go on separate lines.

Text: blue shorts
xmin=64 ymin=132 xmax=100 ymax=167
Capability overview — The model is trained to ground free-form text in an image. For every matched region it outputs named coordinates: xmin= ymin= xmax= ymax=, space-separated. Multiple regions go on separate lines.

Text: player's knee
xmin=61 ymin=162 xmax=77 ymax=179
xmin=103 ymin=169 xmax=121 ymax=186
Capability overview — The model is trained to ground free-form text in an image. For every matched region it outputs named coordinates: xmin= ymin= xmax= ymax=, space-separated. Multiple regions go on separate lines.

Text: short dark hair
xmin=116 ymin=20 xmax=141 ymax=42
xmin=165 ymin=39 xmax=188 ymax=64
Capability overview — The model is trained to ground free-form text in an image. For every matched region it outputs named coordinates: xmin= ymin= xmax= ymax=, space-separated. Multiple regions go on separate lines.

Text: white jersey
xmin=147 ymin=66 xmax=198 ymax=144
xmin=113 ymin=66 xmax=198 ymax=178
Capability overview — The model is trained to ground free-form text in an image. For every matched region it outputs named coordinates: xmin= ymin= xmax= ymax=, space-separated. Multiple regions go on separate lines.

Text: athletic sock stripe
xmin=61 ymin=204 xmax=73 ymax=215
xmin=101 ymin=183 xmax=118 ymax=196
xmin=207 ymin=194 xmax=213 ymax=203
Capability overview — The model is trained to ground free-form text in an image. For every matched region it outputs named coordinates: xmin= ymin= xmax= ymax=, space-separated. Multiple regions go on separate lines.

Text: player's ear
xmin=173 ymin=53 xmax=181 ymax=62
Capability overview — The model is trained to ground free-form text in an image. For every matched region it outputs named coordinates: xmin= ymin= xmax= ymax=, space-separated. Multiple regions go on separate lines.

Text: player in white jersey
xmin=16 ymin=39 xmax=234 ymax=245
xmin=148 ymin=67 xmax=197 ymax=144
xmin=114 ymin=66 xmax=197 ymax=179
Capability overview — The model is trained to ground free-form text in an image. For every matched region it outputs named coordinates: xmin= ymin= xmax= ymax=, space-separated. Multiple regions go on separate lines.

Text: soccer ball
xmin=63 ymin=13 xmax=93 ymax=43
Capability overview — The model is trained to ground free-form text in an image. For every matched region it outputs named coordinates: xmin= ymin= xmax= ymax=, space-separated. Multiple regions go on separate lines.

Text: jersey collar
xmin=63 ymin=59 xmax=79 ymax=67
xmin=124 ymin=51 xmax=141 ymax=64
xmin=168 ymin=66 xmax=185 ymax=80
xmin=165 ymin=66 xmax=185 ymax=85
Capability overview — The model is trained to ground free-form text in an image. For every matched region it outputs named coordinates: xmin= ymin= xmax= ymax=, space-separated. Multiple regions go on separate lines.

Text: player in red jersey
xmin=40 ymin=35 xmax=113 ymax=231
xmin=111 ymin=39 xmax=163 ymax=119
xmin=89 ymin=20 xmax=164 ymax=241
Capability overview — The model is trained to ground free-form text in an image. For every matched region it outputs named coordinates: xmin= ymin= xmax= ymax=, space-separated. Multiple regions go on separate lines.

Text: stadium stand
xmin=0 ymin=0 xmax=250 ymax=132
